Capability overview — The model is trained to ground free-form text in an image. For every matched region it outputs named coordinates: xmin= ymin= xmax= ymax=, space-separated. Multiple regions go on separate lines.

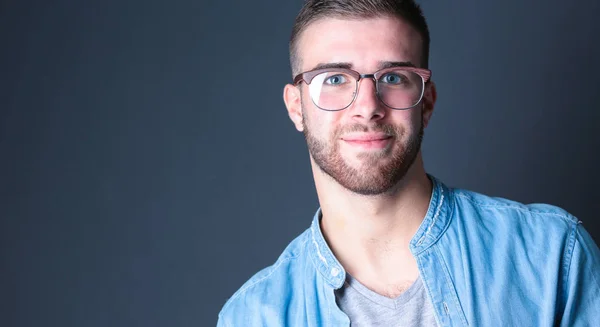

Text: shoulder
xmin=445 ymin=186 xmax=584 ymax=255
xmin=218 ymin=228 xmax=313 ymax=325
xmin=451 ymin=187 xmax=579 ymax=227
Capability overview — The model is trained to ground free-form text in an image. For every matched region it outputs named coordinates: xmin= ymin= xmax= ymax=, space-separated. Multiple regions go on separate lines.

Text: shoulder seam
xmin=560 ymin=222 xmax=578 ymax=311
xmin=454 ymin=192 xmax=578 ymax=224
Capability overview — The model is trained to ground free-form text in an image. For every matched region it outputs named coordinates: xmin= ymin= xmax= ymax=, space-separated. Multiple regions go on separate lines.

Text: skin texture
xmin=303 ymin=102 xmax=424 ymax=196
xmin=283 ymin=16 xmax=437 ymax=298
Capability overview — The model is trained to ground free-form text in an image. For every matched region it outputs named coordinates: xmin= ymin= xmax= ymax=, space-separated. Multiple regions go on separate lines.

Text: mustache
xmin=335 ymin=124 xmax=400 ymax=137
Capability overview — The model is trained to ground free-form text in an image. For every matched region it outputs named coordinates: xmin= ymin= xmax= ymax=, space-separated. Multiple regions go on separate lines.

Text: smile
xmin=341 ymin=133 xmax=393 ymax=150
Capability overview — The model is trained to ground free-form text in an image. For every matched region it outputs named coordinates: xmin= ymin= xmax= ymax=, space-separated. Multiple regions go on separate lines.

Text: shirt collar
xmin=409 ymin=175 xmax=454 ymax=254
xmin=308 ymin=174 xmax=454 ymax=289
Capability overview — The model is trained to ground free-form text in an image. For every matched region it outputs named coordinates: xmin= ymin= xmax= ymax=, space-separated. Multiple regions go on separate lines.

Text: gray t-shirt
xmin=335 ymin=275 xmax=438 ymax=326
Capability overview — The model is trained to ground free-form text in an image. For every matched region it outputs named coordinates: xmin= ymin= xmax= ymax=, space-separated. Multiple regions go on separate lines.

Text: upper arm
xmin=559 ymin=223 xmax=600 ymax=326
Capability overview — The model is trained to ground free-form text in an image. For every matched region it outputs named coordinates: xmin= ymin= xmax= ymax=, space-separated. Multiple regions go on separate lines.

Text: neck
xmin=313 ymin=153 xmax=432 ymax=290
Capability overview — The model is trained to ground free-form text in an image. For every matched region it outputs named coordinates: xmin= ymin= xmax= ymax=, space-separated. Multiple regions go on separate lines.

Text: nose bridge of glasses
xmin=352 ymin=73 xmax=382 ymax=109
xmin=355 ymin=73 xmax=379 ymax=97
xmin=358 ymin=73 xmax=377 ymax=83
xmin=356 ymin=73 xmax=378 ymax=88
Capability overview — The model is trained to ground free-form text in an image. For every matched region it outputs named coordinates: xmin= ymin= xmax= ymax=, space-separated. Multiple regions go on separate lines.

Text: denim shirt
xmin=217 ymin=177 xmax=600 ymax=326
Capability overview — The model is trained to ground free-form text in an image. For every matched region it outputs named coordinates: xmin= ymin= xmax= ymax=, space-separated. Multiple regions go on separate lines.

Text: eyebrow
xmin=311 ymin=62 xmax=353 ymax=70
xmin=310 ymin=61 xmax=417 ymax=71
xmin=379 ymin=61 xmax=416 ymax=69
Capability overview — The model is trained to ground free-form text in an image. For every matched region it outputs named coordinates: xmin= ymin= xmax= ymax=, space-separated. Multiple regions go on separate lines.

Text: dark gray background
xmin=1 ymin=0 xmax=599 ymax=326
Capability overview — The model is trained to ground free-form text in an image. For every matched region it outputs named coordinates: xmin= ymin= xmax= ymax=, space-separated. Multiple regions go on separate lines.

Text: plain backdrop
xmin=1 ymin=0 xmax=599 ymax=326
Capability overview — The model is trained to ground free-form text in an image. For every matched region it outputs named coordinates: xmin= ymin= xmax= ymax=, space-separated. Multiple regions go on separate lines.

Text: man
xmin=217 ymin=0 xmax=600 ymax=326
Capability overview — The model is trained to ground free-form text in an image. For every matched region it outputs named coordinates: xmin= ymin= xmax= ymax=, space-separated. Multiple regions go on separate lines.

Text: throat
xmin=381 ymin=280 xmax=417 ymax=298
xmin=349 ymin=271 xmax=419 ymax=299
xmin=342 ymin=246 xmax=420 ymax=298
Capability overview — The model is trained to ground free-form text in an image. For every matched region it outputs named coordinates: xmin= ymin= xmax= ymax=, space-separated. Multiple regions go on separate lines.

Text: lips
xmin=341 ymin=133 xmax=391 ymax=142
xmin=341 ymin=133 xmax=392 ymax=149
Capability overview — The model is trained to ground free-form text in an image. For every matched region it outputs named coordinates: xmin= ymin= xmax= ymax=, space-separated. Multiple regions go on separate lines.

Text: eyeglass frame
xmin=293 ymin=66 xmax=432 ymax=111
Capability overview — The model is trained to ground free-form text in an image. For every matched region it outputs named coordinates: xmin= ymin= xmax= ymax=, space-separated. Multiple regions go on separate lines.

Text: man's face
xmin=286 ymin=16 xmax=434 ymax=195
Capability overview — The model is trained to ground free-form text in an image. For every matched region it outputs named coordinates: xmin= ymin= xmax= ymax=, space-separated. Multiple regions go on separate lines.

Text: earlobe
xmin=422 ymin=81 xmax=437 ymax=128
xmin=283 ymin=84 xmax=305 ymax=132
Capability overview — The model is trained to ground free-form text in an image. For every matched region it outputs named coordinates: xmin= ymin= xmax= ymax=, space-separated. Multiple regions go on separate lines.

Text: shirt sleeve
xmin=560 ymin=222 xmax=600 ymax=327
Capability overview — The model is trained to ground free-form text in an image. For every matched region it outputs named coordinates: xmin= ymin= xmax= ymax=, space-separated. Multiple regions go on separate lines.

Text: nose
xmin=349 ymin=77 xmax=386 ymax=122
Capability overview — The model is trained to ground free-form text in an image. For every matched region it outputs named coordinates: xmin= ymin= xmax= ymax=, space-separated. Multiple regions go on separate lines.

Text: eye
xmin=324 ymin=74 xmax=347 ymax=85
xmin=380 ymin=73 xmax=406 ymax=85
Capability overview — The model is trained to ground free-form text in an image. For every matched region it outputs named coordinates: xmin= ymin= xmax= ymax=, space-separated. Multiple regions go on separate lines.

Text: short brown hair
xmin=289 ymin=0 xmax=430 ymax=75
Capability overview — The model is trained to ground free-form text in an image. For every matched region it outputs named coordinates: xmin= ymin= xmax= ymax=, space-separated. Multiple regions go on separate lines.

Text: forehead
xmin=296 ymin=16 xmax=423 ymax=72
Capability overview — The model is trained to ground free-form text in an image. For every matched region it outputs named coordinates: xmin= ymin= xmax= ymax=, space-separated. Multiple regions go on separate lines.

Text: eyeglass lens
xmin=307 ymin=69 xmax=424 ymax=111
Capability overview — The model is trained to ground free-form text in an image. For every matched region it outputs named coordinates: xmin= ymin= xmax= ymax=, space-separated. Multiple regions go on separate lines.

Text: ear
xmin=283 ymin=84 xmax=304 ymax=132
xmin=421 ymin=81 xmax=437 ymax=129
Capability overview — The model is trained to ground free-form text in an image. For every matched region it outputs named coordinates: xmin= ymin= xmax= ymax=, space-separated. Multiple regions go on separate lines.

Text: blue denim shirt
xmin=218 ymin=177 xmax=600 ymax=326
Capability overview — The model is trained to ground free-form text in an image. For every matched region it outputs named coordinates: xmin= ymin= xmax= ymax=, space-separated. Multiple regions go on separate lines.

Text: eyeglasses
xmin=293 ymin=66 xmax=432 ymax=111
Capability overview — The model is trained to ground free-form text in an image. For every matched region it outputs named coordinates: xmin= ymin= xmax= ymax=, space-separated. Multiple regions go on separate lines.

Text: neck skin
xmin=314 ymin=151 xmax=432 ymax=297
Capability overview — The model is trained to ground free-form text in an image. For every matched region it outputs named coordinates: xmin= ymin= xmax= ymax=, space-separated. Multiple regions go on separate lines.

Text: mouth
xmin=341 ymin=133 xmax=393 ymax=150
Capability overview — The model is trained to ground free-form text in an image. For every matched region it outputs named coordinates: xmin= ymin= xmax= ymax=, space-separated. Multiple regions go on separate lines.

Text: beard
xmin=302 ymin=106 xmax=424 ymax=196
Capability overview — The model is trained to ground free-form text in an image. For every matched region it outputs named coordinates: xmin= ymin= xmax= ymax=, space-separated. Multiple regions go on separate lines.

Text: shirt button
xmin=330 ymin=267 xmax=340 ymax=277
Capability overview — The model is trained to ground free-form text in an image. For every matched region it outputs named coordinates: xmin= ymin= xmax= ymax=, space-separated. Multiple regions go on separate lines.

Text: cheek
xmin=389 ymin=109 xmax=421 ymax=132
xmin=304 ymin=106 xmax=342 ymax=139
xmin=307 ymin=116 xmax=334 ymax=141
xmin=410 ymin=111 xmax=423 ymax=130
